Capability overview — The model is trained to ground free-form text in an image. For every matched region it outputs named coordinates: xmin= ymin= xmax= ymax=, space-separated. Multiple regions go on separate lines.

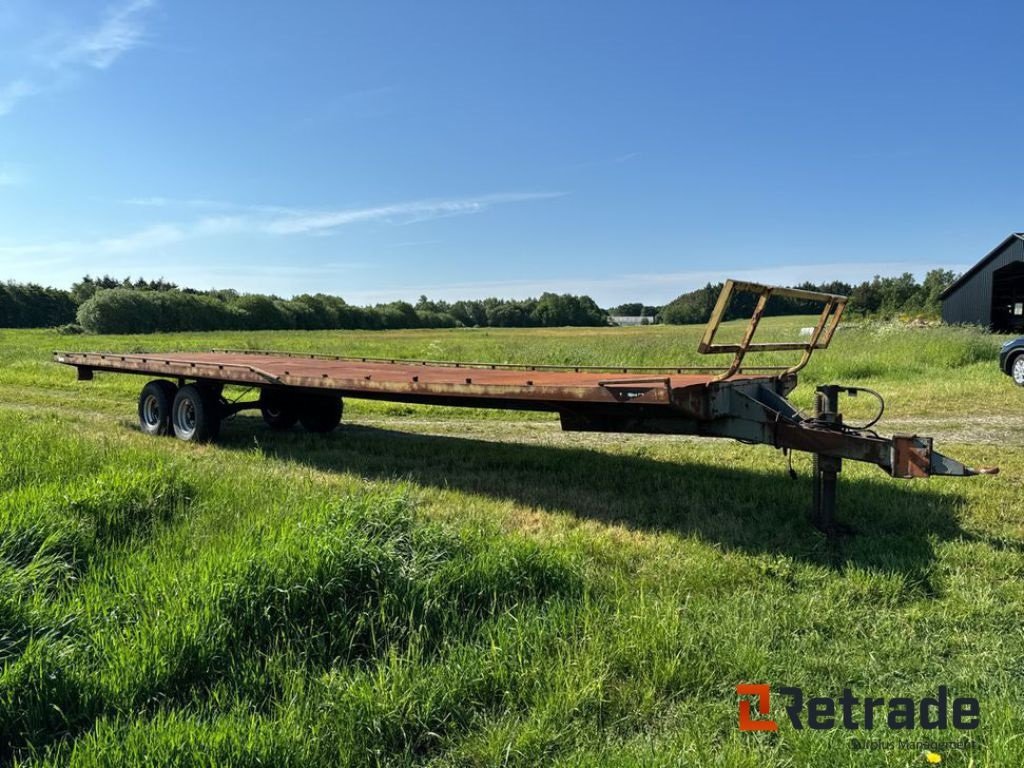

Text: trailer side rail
xmin=698 ymin=279 xmax=847 ymax=380
xmin=210 ymin=349 xmax=788 ymax=375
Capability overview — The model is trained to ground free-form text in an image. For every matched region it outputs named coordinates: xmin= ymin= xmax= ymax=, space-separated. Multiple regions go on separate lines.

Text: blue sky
xmin=1 ymin=1 xmax=1021 ymax=306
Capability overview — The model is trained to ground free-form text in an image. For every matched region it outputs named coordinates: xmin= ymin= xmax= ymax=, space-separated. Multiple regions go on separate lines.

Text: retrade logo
xmin=736 ymin=684 xmax=778 ymax=731
xmin=736 ymin=685 xmax=979 ymax=732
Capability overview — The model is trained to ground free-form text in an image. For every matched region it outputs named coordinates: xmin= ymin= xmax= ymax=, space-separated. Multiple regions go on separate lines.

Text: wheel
xmin=298 ymin=395 xmax=343 ymax=433
xmin=259 ymin=388 xmax=299 ymax=430
xmin=171 ymin=384 xmax=221 ymax=442
xmin=1012 ymin=353 xmax=1024 ymax=387
xmin=138 ymin=380 xmax=177 ymax=436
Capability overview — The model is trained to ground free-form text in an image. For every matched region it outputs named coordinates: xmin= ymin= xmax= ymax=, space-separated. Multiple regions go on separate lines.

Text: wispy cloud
xmin=118 ymin=191 xmax=565 ymax=236
xmin=0 ymin=226 xmax=175 ymax=262
xmin=121 ymin=196 xmax=305 ymax=216
xmin=0 ymin=165 xmax=25 ymax=186
xmin=50 ymin=0 xmax=155 ymax=70
xmin=0 ymin=79 xmax=37 ymax=116
xmin=0 ymin=191 xmax=563 ymax=263
xmin=262 ymin=192 xmax=564 ymax=235
xmin=0 ymin=217 xmax=256 ymax=263
xmin=95 ymin=222 xmax=185 ymax=254
xmin=0 ymin=0 xmax=156 ymax=116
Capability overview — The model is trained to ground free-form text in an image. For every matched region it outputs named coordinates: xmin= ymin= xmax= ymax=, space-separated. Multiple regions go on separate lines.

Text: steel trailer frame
xmin=54 ymin=279 xmax=997 ymax=534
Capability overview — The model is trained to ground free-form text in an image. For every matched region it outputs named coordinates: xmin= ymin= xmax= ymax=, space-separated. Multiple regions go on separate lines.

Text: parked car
xmin=999 ymin=338 xmax=1024 ymax=386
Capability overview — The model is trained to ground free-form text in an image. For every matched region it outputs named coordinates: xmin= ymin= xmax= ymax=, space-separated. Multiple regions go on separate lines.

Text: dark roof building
xmin=940 ymin=233 xmax=1024 ymax=331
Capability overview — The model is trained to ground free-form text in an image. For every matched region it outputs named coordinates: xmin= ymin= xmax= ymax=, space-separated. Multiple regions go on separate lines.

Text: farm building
xmin=609 ymin=315 xmax=652 ymax=326
xmin=941 ymin=233 xmax=1024 ymax=331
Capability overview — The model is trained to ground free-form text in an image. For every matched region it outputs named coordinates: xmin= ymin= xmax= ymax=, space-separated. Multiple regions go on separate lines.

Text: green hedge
xmin=70 ymin=288 xmax=609 ymax=334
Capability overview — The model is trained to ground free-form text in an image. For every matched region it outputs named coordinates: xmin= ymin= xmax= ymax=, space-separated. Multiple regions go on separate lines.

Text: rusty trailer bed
xmin=53 ymin=350 xmax=776 ymax=413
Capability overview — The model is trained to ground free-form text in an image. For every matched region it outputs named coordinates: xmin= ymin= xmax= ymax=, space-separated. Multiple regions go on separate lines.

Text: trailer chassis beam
xmin=562 ymin=378 xmax=997 ymax=535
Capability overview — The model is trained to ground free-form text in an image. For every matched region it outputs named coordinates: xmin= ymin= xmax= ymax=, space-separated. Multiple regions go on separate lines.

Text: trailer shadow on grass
xmin=220 ymin=418 xmax=970 ymax=582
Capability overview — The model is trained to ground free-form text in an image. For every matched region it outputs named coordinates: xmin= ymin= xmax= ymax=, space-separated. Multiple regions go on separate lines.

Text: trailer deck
xmin=53 ymin=349 xmax=780 ymax=410
xmin=53 ymin=280 xmax=998 ymax=533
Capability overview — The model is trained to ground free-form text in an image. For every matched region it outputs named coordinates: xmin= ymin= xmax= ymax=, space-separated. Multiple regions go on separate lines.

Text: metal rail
xmin=698 ymin=280 xmax=847 ymax=381
xmin=53 ymin=352 xmax=284 ymax=384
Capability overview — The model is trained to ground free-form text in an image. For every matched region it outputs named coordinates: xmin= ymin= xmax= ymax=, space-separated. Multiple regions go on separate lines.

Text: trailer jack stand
xmin=811 ymin=453 xmax=840 ymax=535
xmin=811 ymin=385 xmax=845 ymax=536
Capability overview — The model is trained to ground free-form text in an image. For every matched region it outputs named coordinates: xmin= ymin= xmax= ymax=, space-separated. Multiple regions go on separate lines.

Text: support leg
xmin=811 ymin=387 xmax=843 ymax=536
xmin=812 ymin=453 xmax=840 ymax=534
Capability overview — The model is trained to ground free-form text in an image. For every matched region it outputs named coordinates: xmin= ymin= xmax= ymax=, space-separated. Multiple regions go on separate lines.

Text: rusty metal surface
xmin=53 ymin=351 xmax=778 ymax=412
xmin=210 ymin=348 xmax=789 ymax=375
xmin=891 ymin=434 xmax=932 ymax=479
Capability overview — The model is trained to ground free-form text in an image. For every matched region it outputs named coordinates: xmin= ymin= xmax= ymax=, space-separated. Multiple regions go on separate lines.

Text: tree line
xmin=0 ymin=283 xmax=77 ymax=329
xmin=0 ymin=269 xmax=959 ymax=333
xmin=0 ymin=275 xmax=608 ymax=333
xmin=657 ymin=269 xmax=956 ymax=325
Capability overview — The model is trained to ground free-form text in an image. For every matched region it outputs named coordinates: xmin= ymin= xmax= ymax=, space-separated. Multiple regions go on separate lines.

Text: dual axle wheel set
xmin=137 ymin=379 xmax=343 ymax=442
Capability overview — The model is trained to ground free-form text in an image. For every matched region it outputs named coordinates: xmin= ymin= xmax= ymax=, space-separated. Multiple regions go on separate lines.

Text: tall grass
xmin=0 ymin=413 xmax=591 ymax=765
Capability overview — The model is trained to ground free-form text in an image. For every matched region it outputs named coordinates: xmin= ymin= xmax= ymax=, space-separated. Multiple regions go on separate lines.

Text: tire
xmin=171 ymin=384 xmax=222 ymax=442
xmin=259 ymin=388 xmax=299 ymax=430
xmin=1012 ymin=353 xmax=1024 ymax=387
xmin=298 ymin=395 xmax=343 ymax=433
xmin=138 ymin=380 xmax=177 ymax=436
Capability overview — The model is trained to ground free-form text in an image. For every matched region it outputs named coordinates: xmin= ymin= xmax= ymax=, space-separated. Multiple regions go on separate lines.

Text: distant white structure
xmin=609 ymin=315 xmax=651 ymax=326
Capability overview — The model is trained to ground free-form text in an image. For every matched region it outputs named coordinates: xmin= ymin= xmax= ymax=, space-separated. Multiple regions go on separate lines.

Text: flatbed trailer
xmin=54 ymin=280 xmax=996 ymax=533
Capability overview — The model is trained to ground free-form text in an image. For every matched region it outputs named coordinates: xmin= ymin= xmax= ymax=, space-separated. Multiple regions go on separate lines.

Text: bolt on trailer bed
xmin=54 ymin=279 xmax=996 ymax=533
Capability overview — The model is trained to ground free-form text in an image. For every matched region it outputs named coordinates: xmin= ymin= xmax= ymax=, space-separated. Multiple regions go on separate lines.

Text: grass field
xmin=1 ymin=318 xmax=1022 ymax=766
